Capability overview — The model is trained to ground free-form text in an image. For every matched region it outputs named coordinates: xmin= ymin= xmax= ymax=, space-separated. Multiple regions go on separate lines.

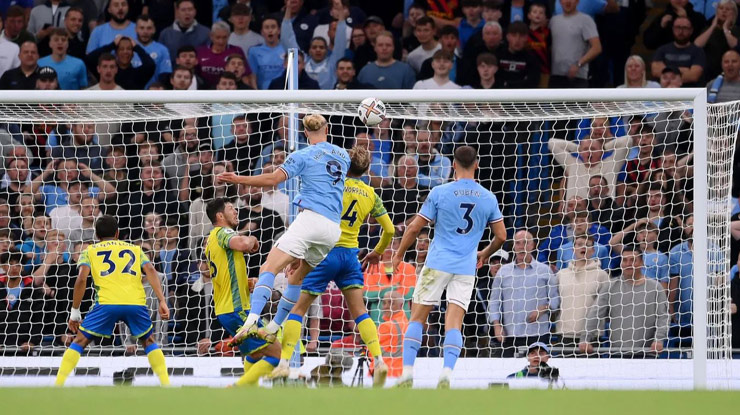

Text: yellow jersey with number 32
xmin=78 ymin=240 xmax=150 ymax=306
xmin=336 ymin=178 xmax=389 ymax=248
xmin=205 ymin=227 xmax=250 ymax=316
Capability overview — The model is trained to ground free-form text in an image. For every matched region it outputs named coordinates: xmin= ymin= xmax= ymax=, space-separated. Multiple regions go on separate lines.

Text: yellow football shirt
xmin=78 ymin=240 xmax=149 ymax=306
xmin=336 ymin=178 xmax=389 ymax=248
xmin=205 ymin=227 xmax=250 ymax=316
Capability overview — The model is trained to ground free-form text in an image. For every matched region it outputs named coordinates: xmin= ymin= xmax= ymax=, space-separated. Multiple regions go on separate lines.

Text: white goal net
xmin=0 ymin=90 xmax=736 ymax=389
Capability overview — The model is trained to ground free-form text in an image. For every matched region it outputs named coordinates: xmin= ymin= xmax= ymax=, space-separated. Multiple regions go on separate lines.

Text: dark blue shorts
xmin=217 ymin=310 xmax=269 ymax=356
xmin=79 ymin=304 xmax=153 ymax=340
xmin=301 ymin=247 xmax=364 ymax=295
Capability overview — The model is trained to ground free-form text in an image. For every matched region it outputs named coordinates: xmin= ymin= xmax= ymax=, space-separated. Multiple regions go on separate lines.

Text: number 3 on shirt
xmin=96 ymin=249 xmax=137 ymax=277
xmin=456 ymin=203 xmax=476 ymax=234
xmin=326 ymin=160 xmax=343 ymax=185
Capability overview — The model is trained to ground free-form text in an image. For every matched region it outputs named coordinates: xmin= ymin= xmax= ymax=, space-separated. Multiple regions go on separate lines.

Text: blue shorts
xmin=301 ymin=247 xmax=364 ymax=295
xmin=79 ymin=304 xmax=153 ymax=340
xmin=217 ymin=310 xmax=269 ymax=356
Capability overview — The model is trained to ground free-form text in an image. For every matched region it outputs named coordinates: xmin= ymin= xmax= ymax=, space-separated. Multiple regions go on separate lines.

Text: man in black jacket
xmin=268 ymin=51 xmax=319 ymax=90
xmin=86 ymin=35 xmax=155 ymax=90
xmin=496 ymin=21 xmax=540 ymax=88
xmin=0 ymin=40 xmax=40 ymax=89
xmin=334 ymin=58 xmax=374 ymax=89
xmin=643 ymin=0 xmax=704 ymax=50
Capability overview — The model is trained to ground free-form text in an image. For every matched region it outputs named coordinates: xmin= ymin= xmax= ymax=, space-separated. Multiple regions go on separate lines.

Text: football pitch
xmin=3 ymin=387 xmax=739 ymax=415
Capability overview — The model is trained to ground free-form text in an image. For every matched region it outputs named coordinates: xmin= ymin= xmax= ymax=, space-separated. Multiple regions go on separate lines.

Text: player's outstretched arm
xmin=68 ymin=265 xmax=91 ymax=333
xmin=216 ymin=169 xmax=287 ymax=188
xmin=362 ymin=213 xmax=395 ymax=270
xmin=476 ymin=220 xmax=507 ymax=268
xmin=392 ymin=215 xmax=428 ymax=271
xmin=228 ymin=235 xmax=260 ymax=254
xmin=143 ymin=262 xmax=170 ymax=320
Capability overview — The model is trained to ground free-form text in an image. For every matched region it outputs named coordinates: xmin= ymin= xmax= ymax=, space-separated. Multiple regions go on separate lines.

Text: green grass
xmin=2 ymin=388 xmax=739 ymax=415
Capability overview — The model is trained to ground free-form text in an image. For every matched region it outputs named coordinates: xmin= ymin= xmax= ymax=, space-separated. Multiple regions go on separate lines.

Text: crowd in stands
xmin=0 ymin=0 xmax=739 ymax=363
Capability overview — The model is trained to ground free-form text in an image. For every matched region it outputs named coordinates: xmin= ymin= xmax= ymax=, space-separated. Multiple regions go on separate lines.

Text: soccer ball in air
xmin=358 ymin=97 xmax=386 ymax=127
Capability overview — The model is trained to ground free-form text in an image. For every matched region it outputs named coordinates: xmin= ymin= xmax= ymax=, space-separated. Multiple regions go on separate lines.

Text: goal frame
xmin=0 ymin=88 xmax=719 ymax=389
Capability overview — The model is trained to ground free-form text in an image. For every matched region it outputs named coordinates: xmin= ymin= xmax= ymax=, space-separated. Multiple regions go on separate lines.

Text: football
xmin=357 ymin=97 xmax=386 ymax=126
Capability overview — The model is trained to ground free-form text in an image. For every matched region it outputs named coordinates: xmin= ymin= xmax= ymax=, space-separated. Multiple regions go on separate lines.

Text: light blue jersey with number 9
xmin=418 ymin=179 xmax=503 ymax=275
xmin=278 ymin=141 xmax=350 ymax=223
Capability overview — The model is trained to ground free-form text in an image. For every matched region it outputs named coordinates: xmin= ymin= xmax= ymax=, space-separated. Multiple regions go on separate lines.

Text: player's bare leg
xmin=269 ymin=291 xmax=318 ymax=380
xmin=396 ymin=303 xmax=435 ymax=388
xmin=437 ymin=304 xmax=465 ymax=389
xmin=343 ymin=288 xmax=388 ymax=387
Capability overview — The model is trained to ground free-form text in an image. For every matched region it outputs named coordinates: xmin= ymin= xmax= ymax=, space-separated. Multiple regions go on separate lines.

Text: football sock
xmin=272 ymin=284 xmax=300 ymax=329
xmin=243 ymin=356 xmax=258 ymax=374
xmin=55 ymin=342 xmax=83 ymax=386
xmin=235 ymin=356 xmax=279 ymax=386
xmin=442 ymin=329 xmax=463 ymax=370
xmin=402 ymin=321 xmax=423 ymax=368
xmin=146 ymin=343 xmax=170 ymax=386
xmin=280 ymin=313 xmax=303 ymax=361
xmin=356 ymin=313 xmax=384 ymax=366
xmin=246 ymin=271 xmax=276 ymax=325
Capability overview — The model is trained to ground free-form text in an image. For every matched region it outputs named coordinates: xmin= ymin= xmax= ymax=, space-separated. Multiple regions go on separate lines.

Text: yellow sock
xmin=243 ymin=358 xmax=254 ymax=374
xmin=55 ymin=345 xmax=82 ymax=386
xmin=280 ymin=317 xmax=303 ymax=361
xmin=357 ymin=316 xmax=383 ymax=363
xmin=146 ymin=346 xmax=170 ymax=386
xmin=235 ymin=358 xmax=276 ymax=386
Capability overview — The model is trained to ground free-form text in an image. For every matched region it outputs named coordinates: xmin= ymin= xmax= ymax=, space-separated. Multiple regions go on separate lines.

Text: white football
xmin=358 ymin=97 xmax=386 ymax=126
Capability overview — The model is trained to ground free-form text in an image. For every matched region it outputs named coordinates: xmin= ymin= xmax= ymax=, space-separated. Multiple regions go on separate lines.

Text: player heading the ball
xmin=217 ymin=113 xmax=350 ymax=345
xmin=55 ymin=215 xmax=171 ymax=387
xmin=392 ymin=145 xmax=507 ymax=388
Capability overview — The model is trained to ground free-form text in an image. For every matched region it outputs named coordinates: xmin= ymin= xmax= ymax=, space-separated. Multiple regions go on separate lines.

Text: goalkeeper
xmin=270 ymin=146 xmax=395 ymax=387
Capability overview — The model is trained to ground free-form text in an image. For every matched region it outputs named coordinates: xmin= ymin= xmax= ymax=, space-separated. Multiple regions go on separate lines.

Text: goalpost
xmin=0 ymin=89 xmax=735 ymax=389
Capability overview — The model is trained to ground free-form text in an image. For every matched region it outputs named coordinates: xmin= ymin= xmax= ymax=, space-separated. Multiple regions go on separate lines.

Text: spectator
xmin=0 ymin=250 xmax=44 ymax=352
xmin=380 ymin=155 xmax=427 ymax=231
xmin=527 ymin=1 xmax=550 ymax=88
xmin=612 ymin=219 xmax=671 ymax=290
xmin=0 ymin=40 xmax=38 ymax=89
xmin=459 ymin=21 xmax=503 ymax=87
xmin=377 ymin=289 xmax=408 ymax=377
xmin=88 ymin=36 xmax=156 ymax=90
xmin=134 ymin=14 xmax=172 ymax=89
xmin=167 ymin=64 xmax=193 ymax=90
xmin=651 ymin=17 xmax=705 ymax=87
xmin=38 ymin=28 xmax=87 ymax=89
xmin=48 ymin=180 xmax=86 ymax=237
xmin=227 ymin=3 xmax=263 ymax=57
xmin=223 ymin=54 xmax=255 ymax=89
xmin=178 ymin=142 xmax=214 ymax=203
xmin=643 ymin=0 xmax=706 ymax=50
xmin=18 ymin=214 xmax=49 ymax=270
xmin=553 ymin=211 xmax=612 ymax=271
xmin=413 ymin=49 xmax=460 ymax=90
xmin=579 ymin=244 xmax=669 ymax=357
xmin=401 ymin=3 xmax=425 ymax=54
xmin=459 ymin=0 xmax=484 ymax=50
xmin=634 ymin=182 xmax=683 ymax=253
xmin=50 ymin=123 xmax=103 ymax=171
xmin=470 ymin=52 xmax=498 ymax=88
xmin=616 ymin=55 xmax=658 ymax=88
xmin=140 ymin=212 xmax=162 ymax=257
xmin=31 ymin=159 xmax=114 ymax=214
xmin=158 ymin=0 xmax=210 ymax=62
xmin=195 ymin=21 xmax=247 ymax=89
xmin=87 ymin=52 xmax=122 ymax=90
xmin=217 ymin=113 xmax=256 ymax=175
xmin=187 ymin=161 xmax=237 ymax=255
xmin=537 ymin=196 xmax=585 ymax=261
xmin=407 ymin=16 xmax=440 ymax=73
xmin=357 ymin=31 xmax=415 ymax=89
xmin=496 ymin=21 xmax=540 ymax=88
xmin=0 ymin=157 xmax=29 ymax=207
xmin=412 ymin=229 xmax=431 ymax=275
xmin=247 ymin=16 xmax=288 ymax=90
xmin=548 ymin=130 xmax=631 ymax=200
xmin=38 ymin=7 xmax=86 ymax=59
xmin=668 ymin=214 xmax=696 ymax=334
xmin=489 ymin=230 xmax=559 ymax=357
xmin=0 ymin=17 xmax=19 ymax=78
xmin=556 ymin=234 xmax=609 ymax=348
xmin=416 ymin=25 xmax=460 ymax=82
xmin=312 ymin=0 xmax=358 ymax=45
xmin=693 ymin=0 xmax=739 ymax=81
xmin=258 ymin=161 xmax=290 ymax=225
xmin=67 ymin=195 xmax=98 ymax=243
xmin=413 ymin=129 xmax=451 ymax=189
xmin=352 ymin=15 xmax=402 ymax=72
xmin=3 ymin=5 xmax=35 ymax=46
xmin=86 ymin=0 xmax=137 ymax=53
xmin=235 ymin=183 xmax=285 ymax=278
xmin=298 ymin=12 xmax=349 ymax=90
xmin=119 ymin=161 xmax=179 ymax=240
xmin=334 ymin=57 xmax=373 ymax=89
xmin=34 ymin=65 xmax=58 ymax=89
xmin=587 ymin=174 xmax=626 ymax=233
xmin=353 ymin=131 xmax=392 ymax=188
xmin=707 ymin=50 xmax=740 ymax=103
xmin=271 ymin=0 xmax=318 ymax=53
xmin=27 ymin=0 xmax=69 ymax=37
xmin=548 ymin=0 xmax=601 ymax=88
xmin=152 ymin=218 xmax=190 ymax=292
xmin=162 ymin=124 xmax=199 ymax=192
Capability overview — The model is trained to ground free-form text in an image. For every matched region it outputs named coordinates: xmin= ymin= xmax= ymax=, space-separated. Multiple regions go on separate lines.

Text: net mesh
xmin=0 ymin=98 xmax=735 ymax=385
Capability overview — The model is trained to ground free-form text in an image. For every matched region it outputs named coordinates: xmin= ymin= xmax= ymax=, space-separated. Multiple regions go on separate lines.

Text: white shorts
xmin=413 ymin=266 xmax=476 ymax=310
xmin=274 ymin=210 xmax=341 ymax=268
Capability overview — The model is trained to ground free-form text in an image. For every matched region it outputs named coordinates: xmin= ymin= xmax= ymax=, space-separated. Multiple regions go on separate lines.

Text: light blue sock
xmin=273 ymin=284 xmax=300 ymax=325
xmin=249 ymin=272 xmax=276 ymax=317
xmin=442 ymin=329 xmax=463 ymax=370
xmin=402 ymin=321 xmax=423 ymax=367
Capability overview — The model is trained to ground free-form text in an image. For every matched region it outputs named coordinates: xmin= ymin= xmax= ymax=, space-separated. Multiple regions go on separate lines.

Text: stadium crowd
xmin=0 ymin=0 xmax=739 ymax=370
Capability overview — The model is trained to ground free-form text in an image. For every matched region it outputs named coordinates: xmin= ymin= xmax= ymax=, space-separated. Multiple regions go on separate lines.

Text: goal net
xmin=0 ymin=89 xmax=736 ymax=389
